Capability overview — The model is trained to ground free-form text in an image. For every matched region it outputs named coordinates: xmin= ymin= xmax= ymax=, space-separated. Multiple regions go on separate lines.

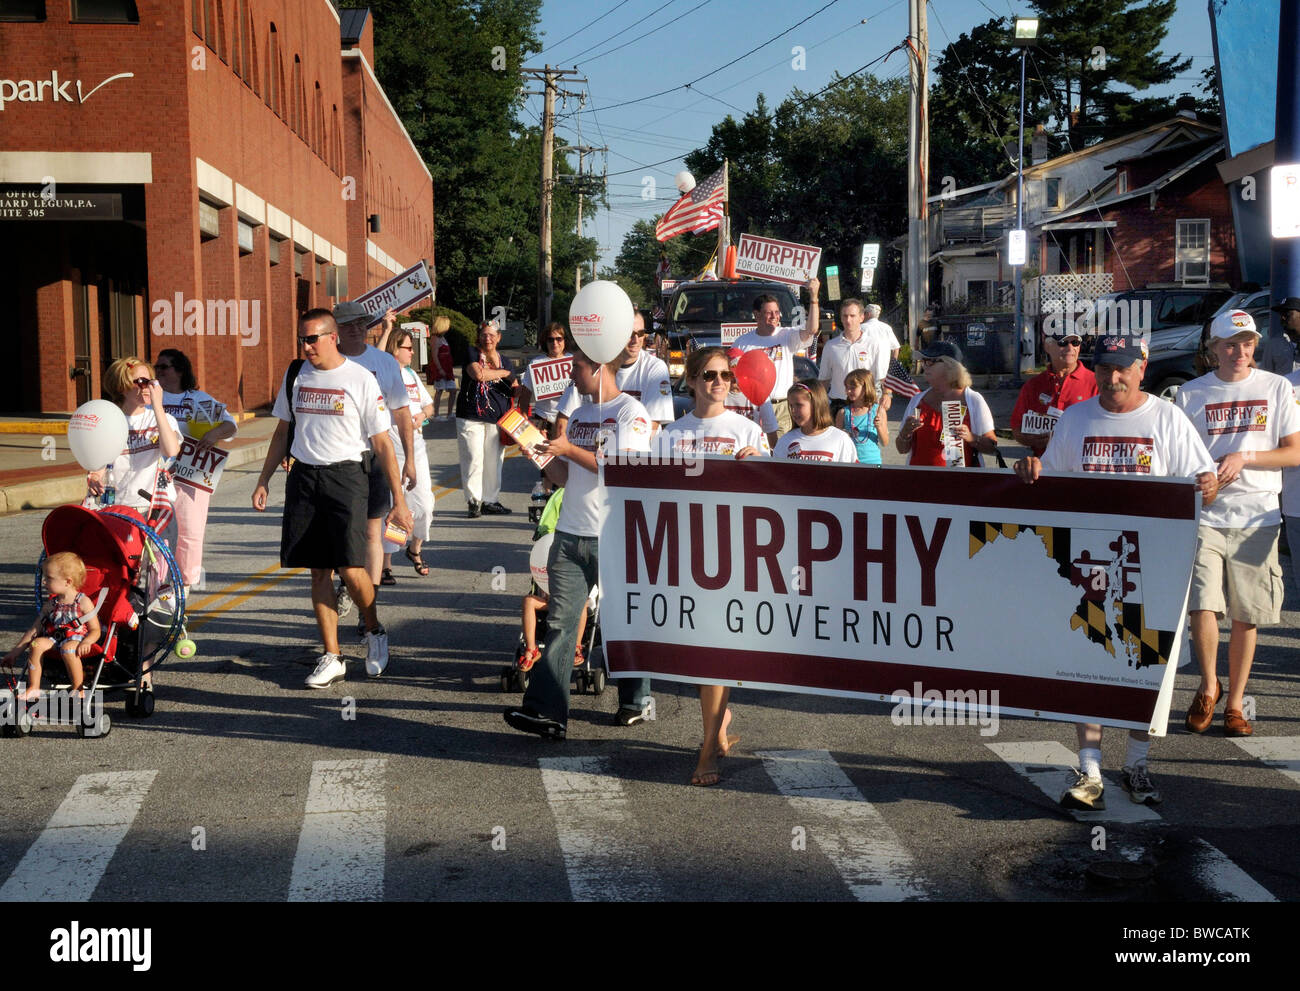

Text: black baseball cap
xmin=1271 ymin=297 xmax=1300 ymax=313
xmin=918 ymin=340 xmax=964 ymax=364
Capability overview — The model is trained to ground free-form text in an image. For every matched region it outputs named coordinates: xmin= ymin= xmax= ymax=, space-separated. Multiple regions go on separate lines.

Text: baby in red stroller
xmin=4 ymin=551 xmax=101 ymax=702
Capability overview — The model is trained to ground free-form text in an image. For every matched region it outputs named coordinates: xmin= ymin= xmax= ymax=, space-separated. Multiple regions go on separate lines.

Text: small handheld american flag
xmin=147 ymin=458 xmax=176 ymax=533
xmin=883 ymin=357 xmax=921 ymax=398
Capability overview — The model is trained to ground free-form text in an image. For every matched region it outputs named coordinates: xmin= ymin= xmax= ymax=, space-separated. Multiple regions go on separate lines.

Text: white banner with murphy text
xmin=599 ymin=458 xmax=1201 ymax=733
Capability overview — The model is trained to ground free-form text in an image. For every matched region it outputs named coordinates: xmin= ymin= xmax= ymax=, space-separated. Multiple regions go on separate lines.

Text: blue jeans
xmin=523 ymin=530 xmax=650 ymax=724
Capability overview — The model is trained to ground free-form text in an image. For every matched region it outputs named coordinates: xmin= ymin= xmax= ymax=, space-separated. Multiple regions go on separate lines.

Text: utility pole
xmin=522 ymin=65 xmax=585 ymax=331
xmin=560 ymin=144 xmax=606 ymax=293
xmin=906 ymin=0 xmax=929 ymax=352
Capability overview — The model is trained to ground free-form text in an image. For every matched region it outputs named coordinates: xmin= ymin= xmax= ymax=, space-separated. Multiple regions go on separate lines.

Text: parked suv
xmin=658 ymin=279 xmax=803 ymax=378
xmin=1078 ymin=285 xmax=1233 ymax=400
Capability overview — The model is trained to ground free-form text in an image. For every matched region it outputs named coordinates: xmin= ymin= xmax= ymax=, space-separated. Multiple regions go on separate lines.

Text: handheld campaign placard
xmin=498 ymin=408 xmax=553 ymax=469
xmin=171 ymin=439 xmax=229 ymax=494
xmin=599 ymin=458 xmax=1201 ymax=734
xmin=526 ymin=355 xmax=573 ymax=402
xmin=353 ymin=261 xmax=435 ymax=328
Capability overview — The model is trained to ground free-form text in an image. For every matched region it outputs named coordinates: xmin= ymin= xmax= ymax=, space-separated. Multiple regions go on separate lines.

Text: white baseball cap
xmin=1209 ymin=309 xmax=1259 ymax=340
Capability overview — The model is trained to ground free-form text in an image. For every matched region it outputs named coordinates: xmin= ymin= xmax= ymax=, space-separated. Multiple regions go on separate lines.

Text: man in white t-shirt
xmin=504 ymin=350 xmax=654 ymax=740
xmin=253 ymin=309 xmax=414 ymax=689
xmin=1175 ymin=309 xmax=1300 ymax=738
xmin=862 ymin=303 xmax=901 ymax=362
xmin=1015 ymin=332 xmax=1218 ymax=810
xmin=555 ymin=310 xmax=674 ymax=432
xmin=732 ymin=277 xmax=820 ymax=433
xmin=818 ymin=298 xmax=887 ymax=419
xmin=333 ymin=301 xmax=416 ymax=622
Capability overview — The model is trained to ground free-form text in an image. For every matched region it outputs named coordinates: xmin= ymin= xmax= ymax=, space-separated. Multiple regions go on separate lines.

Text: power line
xmin=583 ymin=0 xmax=714 ymax=65
xmin=535 ymin=0 xmax=633 ymax=58
xmin=559 ymin=0 xmax=684 ymax=64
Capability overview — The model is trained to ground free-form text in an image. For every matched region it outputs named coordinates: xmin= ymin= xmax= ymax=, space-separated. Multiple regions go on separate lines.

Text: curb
xmin=0 ymin=439 xmax=273 ymax=516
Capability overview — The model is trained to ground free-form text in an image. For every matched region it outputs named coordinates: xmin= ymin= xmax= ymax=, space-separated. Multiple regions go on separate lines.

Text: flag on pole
xmin=147 ymin=458 xmax=176 ymax=533
xmin=655 ymin=167 xmax=726 ymax=242
xmin=883 ymin=356 xmax=921 ymax=398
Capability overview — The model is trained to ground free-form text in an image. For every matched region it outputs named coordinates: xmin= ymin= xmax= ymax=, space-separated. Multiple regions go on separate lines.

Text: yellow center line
xmin=188 ymin=568 xmax=306 ymax=632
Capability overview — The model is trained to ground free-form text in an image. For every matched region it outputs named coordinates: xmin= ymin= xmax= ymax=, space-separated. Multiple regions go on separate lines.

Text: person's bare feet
xmin=16 ymin=688 xmax=40 ymax=704
xmin=690 ymin=748 xmax=722 ymax=787
xmin=717 ymin=707 xmax=740 ymax=757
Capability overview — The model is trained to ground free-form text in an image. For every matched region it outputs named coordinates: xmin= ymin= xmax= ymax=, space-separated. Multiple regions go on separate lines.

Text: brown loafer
xmin=1224 ymin=707 xmax=1253 ymax=737
xmin=1185 ymin=679 xmax=1223 ymax=733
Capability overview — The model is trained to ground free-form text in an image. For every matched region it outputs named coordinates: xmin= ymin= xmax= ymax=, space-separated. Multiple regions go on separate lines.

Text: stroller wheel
xmin=77 ymin=712 xmax=111 ymax=739
xmin=592 ymin=667 xmax=607 ymax=695
xmin=175 ymin=638 xmax=197 ymax=659
xmin=15 ymin=709 xmax=33 ymax=737
xmin=127 ymin=689 xmax=155 ymax=719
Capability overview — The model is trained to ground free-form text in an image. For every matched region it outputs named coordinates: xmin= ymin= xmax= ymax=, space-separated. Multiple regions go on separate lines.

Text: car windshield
xmin=671 ymin=288 xmax=793 ymax=325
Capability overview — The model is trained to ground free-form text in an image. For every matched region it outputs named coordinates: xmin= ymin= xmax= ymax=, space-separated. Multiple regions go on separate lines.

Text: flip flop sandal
xmin=380 ymin=568 xmax=397 ymax=586
xmin=404 ymin=547 xmax=429 ymax=576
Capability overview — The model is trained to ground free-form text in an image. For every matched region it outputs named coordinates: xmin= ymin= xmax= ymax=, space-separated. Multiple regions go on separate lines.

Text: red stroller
xmin=1 ymin=505 xmax=189 ymax=739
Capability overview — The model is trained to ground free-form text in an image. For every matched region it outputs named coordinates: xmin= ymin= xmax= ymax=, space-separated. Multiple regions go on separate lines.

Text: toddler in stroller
xmin=4 ymin=551 xmax=101 ymax=703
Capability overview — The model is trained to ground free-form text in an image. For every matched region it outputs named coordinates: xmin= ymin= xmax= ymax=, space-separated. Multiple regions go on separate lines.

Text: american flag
xmin=655 ymin=167 xmax=726 ymax=242
xmin=147 ymin=458 xmax=175 ymax=533
xmin=883 ymin=357 xmax=921 ymax=398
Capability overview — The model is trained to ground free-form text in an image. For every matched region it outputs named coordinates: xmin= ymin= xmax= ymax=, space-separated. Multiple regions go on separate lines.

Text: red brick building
xmin=0 ymin=1 xmax=434 ymax=414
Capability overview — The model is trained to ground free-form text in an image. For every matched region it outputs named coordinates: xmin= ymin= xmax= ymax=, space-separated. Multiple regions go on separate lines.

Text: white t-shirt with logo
xmin=1175 ymin=368 xmax=1300 ymax=527
xmin=111 ymin=407 xmax=181 ymax=512
xmin=1283 ymin=370 xmax=1300 ymax=517
xmin=818 ymin=333 xmax=887 ymax=399
xmin=660 ymin=410 xmax=771 ymax=458
xmin=272 ymin=358 xmax=392 ymax=466
xmin=733 ymin=326 xmax=811 ymax=402
xmin=556 ymin=351 xmax=675 ymax=424
xmin=558 ymin=393 xmax=653 ymax=537
xmin=1042 ymin=394 xmax=1215 ymax=480
xmin=773 ymin=426 xmax=859 ymax=463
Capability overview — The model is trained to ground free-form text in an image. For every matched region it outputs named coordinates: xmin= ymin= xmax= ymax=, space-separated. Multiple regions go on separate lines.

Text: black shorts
xmin=365 ymin=450 xmax=391 ymax=519
xmin=281 ymin=461 xmax=369 ymax=570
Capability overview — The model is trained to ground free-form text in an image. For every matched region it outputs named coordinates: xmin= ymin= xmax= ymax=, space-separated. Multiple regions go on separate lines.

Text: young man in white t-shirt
xmin=333 ymin=301 xmax=416 ymax=624
xmin=1015 ymin=333 xmax=1218 ymax=810
xmin=504 ymin=350 xmax=654 ymax=740
xmin=1175 ymin=310 xmax=1300 ymax=738
xmin=253 ymin=310 xmax=414 ymax=689
xmin=731 ymin=277 xmax=820 ymax=432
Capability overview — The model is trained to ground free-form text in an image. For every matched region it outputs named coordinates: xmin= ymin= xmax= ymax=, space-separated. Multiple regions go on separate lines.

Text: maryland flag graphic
xmin=968 ymin=523 xmax=1175 ymax=669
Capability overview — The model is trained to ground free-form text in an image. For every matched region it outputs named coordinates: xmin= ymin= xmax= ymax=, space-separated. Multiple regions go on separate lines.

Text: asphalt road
xmin=0 ymin=410 xmax=1297 ymax=908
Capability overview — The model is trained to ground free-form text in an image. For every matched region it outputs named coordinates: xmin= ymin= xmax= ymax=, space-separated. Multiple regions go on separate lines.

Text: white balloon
xmin=568 ymin=280 xmax=634 ymax=365
xmin=675 ymin=170 xmax=696 ymax=194
xmin=529 ymin=531 xmax=554 ymax=593
xmin=67 ymin=400 xmax=129 ymax=471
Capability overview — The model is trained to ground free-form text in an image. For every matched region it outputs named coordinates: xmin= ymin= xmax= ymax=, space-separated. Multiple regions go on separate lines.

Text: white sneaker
xmin=364 ymin=626 xmax=389 ymax=676
xmin=305 ymin=653 xmax=345 ymax=689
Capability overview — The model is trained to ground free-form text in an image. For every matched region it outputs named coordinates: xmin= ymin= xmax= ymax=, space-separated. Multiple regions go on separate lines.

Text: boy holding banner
xmin=504 ymin=351 xmax=654 ymax=740
xmin=1015 ymin=333 xmax=1218 ymax=810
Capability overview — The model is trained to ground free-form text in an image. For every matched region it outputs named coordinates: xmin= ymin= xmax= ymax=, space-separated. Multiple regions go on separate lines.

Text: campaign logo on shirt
xmin=673 ymin=432 xmax=736 ymax=455
xmin=126 ymin=428 xmax=159 ymax=453
xmin=658 ymin=380 xmax=671 ymax=396
xmin=630 ymin=416 xmax=650 ymax=436
xmin=405 ymin=381 xmax=421 ymax=403
xmin=567 ymin=420 xmax=601 ymax=451
xmin=854 ymin=349 xmax=872 ymax=366
xmin=785 ymin=442 xmax=834 ymax=461
xmin=296 ymin=387 xmax=347 ymax=416
xmin=1203 ymin=400 xmax=1269 ymax=435
xmin=1080 ymin=435 xmax=1154 ymax=473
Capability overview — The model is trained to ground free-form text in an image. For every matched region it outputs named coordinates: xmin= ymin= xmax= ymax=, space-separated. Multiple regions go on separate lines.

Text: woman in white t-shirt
xmin=664 ymin=347 xmax=767 ymax=787
xmin=86 ymin=357 xmax=183 ymax=545
xmin=156 ymin=348 xmax=238 ymax=591
xmin=382 ymin=328 xmax=435 ymax=579
xmin=773 ymin=379 xmax=859 ymax=463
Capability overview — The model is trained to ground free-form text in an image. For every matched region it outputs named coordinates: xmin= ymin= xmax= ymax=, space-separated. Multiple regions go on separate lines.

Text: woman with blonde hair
xmin=428 ymin=315 xmax=457 ymax=419
xmin=896 ymin=341 xmax=998 ymax=466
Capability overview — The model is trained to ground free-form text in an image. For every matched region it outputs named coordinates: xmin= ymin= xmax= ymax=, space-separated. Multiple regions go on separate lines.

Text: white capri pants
xmin=456 ymin=417 xmax=503 ymax=505
xmin=393 ymin=429 xmax=433 ymax=540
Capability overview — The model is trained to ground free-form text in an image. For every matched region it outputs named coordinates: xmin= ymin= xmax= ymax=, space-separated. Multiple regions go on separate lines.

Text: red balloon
xmin=733 ymin=349 xmax=776 ymax=406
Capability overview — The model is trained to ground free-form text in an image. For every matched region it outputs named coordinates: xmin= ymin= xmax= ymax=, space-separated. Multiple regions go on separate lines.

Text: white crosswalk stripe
xmin=538 ymin=756 xmax=664 ymax=902
xmin=757 ymin=749 xmax=927 ymax=901
xmin=288 ymin=759 xmax=387 ymax=902
xmin=987 ymin=741 xmax=1160 ymax=822
xmin=0 ymin=770 xmax=158 ymax=902
xmin=1232 ymin=736 xmax=1300 ymax=788
xmin=989 ymin=740 xmax=1276 ymax=901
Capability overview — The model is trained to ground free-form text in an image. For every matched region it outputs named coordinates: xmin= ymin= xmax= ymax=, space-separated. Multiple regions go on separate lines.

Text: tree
xmin=612 ymin=219 xmax=714 ymax=304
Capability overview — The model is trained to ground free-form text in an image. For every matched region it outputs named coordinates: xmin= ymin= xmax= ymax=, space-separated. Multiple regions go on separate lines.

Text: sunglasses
xmin=1053 ymin=337 xmax=1083 ymax=347
xmin=398 ymin=344 xmax=413 ymax=351
xmin=298 ymin=333 xmax=331 ymax=346
xmin=546 ymin=337 xmax=566 ymax=344
xmin=701 ymin=369 xmax=734 ymax=383
xmin=132 ymin=376 xmax=153 ymax=387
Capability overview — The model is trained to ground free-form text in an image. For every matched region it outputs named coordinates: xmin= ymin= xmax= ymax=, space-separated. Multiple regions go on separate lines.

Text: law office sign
xmin=0 ymin=187 xmax=122 ymax=220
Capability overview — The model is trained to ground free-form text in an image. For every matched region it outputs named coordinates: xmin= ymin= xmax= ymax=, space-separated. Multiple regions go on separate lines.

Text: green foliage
xmin=612 ymin=218 xmax=714 ymax=305
xmin=409 ymin=304 xmax=476 ymax=364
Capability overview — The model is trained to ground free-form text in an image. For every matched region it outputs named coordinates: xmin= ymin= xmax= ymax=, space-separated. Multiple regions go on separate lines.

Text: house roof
xmin=1048 ymin=139 xmax=1225 ymax=223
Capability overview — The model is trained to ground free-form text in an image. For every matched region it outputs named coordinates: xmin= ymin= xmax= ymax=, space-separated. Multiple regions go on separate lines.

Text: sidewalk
xmin=0 ymin=415 xmax=280 ymax=514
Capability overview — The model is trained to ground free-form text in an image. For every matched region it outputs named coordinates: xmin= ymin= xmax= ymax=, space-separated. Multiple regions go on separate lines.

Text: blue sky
xmin=525 ymin=0 xmax=1217 ymax=267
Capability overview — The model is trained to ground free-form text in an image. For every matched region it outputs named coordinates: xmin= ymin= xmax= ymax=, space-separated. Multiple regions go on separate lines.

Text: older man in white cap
xmin=1176 ymin=308 xmax=1300 ymax=738
xmin=333 ymin=301 xmax=416 ymax=625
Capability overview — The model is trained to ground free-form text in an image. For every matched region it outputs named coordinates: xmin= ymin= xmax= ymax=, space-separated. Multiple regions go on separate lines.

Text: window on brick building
xmin=231 ymin=2 xmax=241 ymax=77
xmin=237 ymin=219 xmax=255 ymax=255
xmin=248 ymin=24 xmax=259 ymax=94
xmin=267 ymin=22 xmax=279 ymax=114
xmin=268 ymin=234 xmax=284 ymax=266
xmin=0 ymin=1 xmax=46 ymax=21
xmin=315 ymin=82 xmax=323 ymax=157
xmin=1175 ymin=219 xmax=1210 ymax=283
xmin=215 ymin=0 xmax=227 ymax=62
xmin=238 ymin=0 xmax=251 ymax=88
xmin=199 ymin=200 xmax=221 ymax=242
xmin=71 ymin=0 xmax=138 ymax=22
xmin=203 ymin=0 xmax=215 ymax=48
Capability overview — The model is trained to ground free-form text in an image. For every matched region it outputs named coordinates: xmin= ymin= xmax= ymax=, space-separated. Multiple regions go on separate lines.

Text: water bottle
xmin=102 ymin=465 xmax=116 ymax=506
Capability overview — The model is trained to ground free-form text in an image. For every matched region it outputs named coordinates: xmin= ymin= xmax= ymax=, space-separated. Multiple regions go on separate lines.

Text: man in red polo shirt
xmin=1011 ymin=332 xmax=1099 ymax=456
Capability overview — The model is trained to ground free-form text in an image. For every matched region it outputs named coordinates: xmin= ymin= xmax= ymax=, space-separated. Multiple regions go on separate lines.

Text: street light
xmin=1011 ymin=15 xmax=1039 ymax=377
